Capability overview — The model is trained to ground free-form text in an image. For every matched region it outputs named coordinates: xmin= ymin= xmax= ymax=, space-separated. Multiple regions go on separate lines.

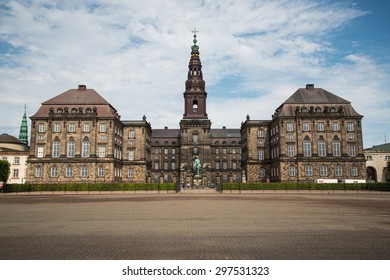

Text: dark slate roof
xmin=31 ymin=86 xmax=118 ymax=118
xmin=365 ymin=143 xmax=390 ymax=152
xmin=42 ymin=88 xmax=110 ymax=105
xmin=275 ymin=86 xmax=362 ymax=118
xmin=211 ymin=129 xmax=240 ymax=138
xmin=151 ymin=129 xmax=181 ymax=138
xmin=284 ymin=88 xmax=350 ymax=104
xmin=0 ymin=133 xmax=23 ymax=144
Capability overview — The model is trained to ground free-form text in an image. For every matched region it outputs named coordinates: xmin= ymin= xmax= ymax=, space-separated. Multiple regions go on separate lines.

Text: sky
xmin=0 ymin=0 xmax=389 ymax=148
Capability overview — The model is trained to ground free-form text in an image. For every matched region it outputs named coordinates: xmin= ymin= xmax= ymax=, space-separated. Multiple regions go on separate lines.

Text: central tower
xmin=179 ymin=29 xmax=212 ymax=187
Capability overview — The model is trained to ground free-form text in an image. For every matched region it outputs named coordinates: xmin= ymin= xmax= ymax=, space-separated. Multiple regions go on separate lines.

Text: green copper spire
xmin=191 ymin=27 xmax=199 ymax=52
xmin=19 ymin=104 xmax=28 ymax=146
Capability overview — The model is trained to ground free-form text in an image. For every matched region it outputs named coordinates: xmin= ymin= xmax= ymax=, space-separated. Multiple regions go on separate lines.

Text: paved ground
xmin=0 ymin=191 xmax=389 ymax=260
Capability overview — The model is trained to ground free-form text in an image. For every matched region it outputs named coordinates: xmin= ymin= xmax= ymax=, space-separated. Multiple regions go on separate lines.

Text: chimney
xmin=164 ymin=126 xmax=168 ymax=130
xmin=78 ymin=85 xmax=87 ymax=91
xmin=306 ymin=84 xmax=314 ymax=90
xmin=222 ymin=126 xmax=226 ymax=129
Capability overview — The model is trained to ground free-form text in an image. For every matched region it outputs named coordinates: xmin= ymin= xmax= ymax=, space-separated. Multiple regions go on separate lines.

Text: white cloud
xmin=0 ymin=0 xmax=388 ymax=148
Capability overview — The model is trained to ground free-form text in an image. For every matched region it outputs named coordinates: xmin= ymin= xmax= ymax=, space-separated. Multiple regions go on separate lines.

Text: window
xmin=193 ymin=147 xmax=198 ymax=155
xmin=305 ymin=165 xmax=313 ymax=177
xmin=83 ymin=123 xmax=90 ymax=132
xmin=193 ymin=100 xmax=198 ymax=112
xmin=215 ymin=162 xmax=220 ymax=170
xmin=320 ymin=165 xmax=328 ymax=176
xmin=332 ymin=139 xmax=341 ymax=157
xmin=348 ymin=133 xmax=355 ymax=140
xmin=172 ymin=148 xmax=176 ymax=155
xmin=192 ymin=133 xmax=199 ymax=142
xmin=164 ymin=148 xmax=169 ymax=155
xmin=222 ymin=148 xmax=227 ymax=154
xmin=318 ymin=139 xmax=326 ymax=157
xmin=287 ymin=145 xmax=294 ymax=157
xmin=98 ymin=166 xmax=105 ymax=177
xmin=223 ymin=161 xmax=228 ymax=170
xmin=232 ymin=148 xmax=236 ymax=154
xmin=317 ymin=122 xmax=325 ymax=131
xmin=155 ymin=148 xmax=160 ymax=154
xmin=67 ymin=140 xmax=75 ymax=158
xmin=349 ymin=145 xmax=356 ymax=157
xmin=287 ymin=134 xmax=294 ymax=140
xmin=13 ymin=157 xmax=20 ymax=164
xmin=50 ymin=166 xmax=58 ymax=177
xmin=303 ymin=122 xmax=311 ymax=132
xmin=164 ymin=162 xmax=169 ymax=170
xmin=13 ymin=169 xmax=19 ymax=178
xmin=332 ymin=122 xmax=339 ymax=131
xmin=37 ymin=146 xmax=44 ymax=158
xmin=129 ymin=130 xmax=135 ymax=138
xmin=53 ymin=123 xmax=61 ymax=132
xmin=99 ymin=123 xmax=107 ymax=133
xmin=288 ymin=166 xmax=296 ymax=177
xmin=351 ymin=166 xmax=358 ymax=176
xmin=66 ymin=166 xmax=73 ymax=177
xmin=52 ymin=140 xmax=61 ymax=158
xmin=232 ymin=162 xmax=237 ymax=170
xmin=80 ymin=166 xmax=88 ymax=177
xmin=303 ymin=139 xmax=312 ymax=157
xmin=98 ymin=146 xmax=106 ymax=158
xmin=35 ymin=166 xmax=42 ymax=177
xmin=335 ymin=165 xmax=343 ymax=176
xmin=82 ymin=140 xmax=90 ymax=158
xmin=257 ymin=129 xmax=264 ymax=138
xmin=258 ymin=149 xmax=264 ymax=160
xmin=215 ymin=148 xmax=219 ymax=154
xmin=286 ymin=123 xmax=294 ymax=132
xmin=154 ymin=162 xmax=159 ymax=170
xmin=38 ymin=123 xmax=45 ymax=133
xmin=128 ymin=169 xmax=134 ymax=178
xmin=347 ymin=122 xmax=354 ymax=132
xmin=68 ymin=122 xmax=76 ymax=132
xmin=259 ymin=168 xmax=265 ymax=178
xmin=172 ymin=162 xmax=176 ymax=170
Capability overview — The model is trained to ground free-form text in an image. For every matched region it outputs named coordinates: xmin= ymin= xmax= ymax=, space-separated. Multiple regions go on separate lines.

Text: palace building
xmin=26 ymin=33 xmax=366 ymax=185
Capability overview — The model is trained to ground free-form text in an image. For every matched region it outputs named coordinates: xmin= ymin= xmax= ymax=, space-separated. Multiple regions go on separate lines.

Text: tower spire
xmin=19 ymin=104 xmax=28 ymax=146
xmin=182 ymin=29 xmax=208 ymax=119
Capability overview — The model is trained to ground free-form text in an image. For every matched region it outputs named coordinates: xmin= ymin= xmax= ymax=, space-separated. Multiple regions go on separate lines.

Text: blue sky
xmin=0 ymin=0 xmax=389 ymax=148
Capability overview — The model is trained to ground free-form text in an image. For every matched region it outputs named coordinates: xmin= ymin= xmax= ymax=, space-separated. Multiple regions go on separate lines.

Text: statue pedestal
xmin=193 ymin=175 xmax=203 ymax=189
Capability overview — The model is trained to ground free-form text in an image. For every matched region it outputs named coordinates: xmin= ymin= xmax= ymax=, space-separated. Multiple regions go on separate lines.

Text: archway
xmin=366 ymin=166 xmax=377 ymax=182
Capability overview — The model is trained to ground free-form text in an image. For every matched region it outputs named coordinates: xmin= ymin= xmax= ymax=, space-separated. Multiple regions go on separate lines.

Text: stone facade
xmin=25 ymin=35 xmax=366 ymax=185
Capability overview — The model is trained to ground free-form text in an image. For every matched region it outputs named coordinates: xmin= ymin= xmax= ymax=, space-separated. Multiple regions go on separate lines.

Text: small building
xmin=0 ymin=133 xmax=29 ymax=184
xmin=364 ymin=143 xmax=390 ymax=182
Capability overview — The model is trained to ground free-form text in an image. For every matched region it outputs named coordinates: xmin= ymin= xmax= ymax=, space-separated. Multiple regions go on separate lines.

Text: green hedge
xmin=220 ymin=182 xmax=390 ymax=192
xmin=2 ymin=183 xmax=176 ymax=193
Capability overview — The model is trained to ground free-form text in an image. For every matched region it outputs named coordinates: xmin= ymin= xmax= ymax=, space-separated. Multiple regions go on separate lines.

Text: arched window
xmin=335 ymin=165 xmax=343 ymax=176
xmin=66 ymin=165 xmax=73 ymax=177
xmin=320 ymin=165 xmax=328 ymax=176
xmin=71 ymin=108 xmax=77 ymax=114
xmin=52 ymin=140 xmax=61 ymax=158
xmin=57 ymin=108 xmax=63 ymax=113
xmin=332 ymin=139 xmax=341 ymax=157
xmin=303 ymin=138 xmax=312 ymax=157
xmin=50 ymin=166 xmax=58 ymax=177
xmin=318 ymin=139 xmax=326 ymax=157
xmin=82 ymin=140 xmax=90 ymax=158
xmin=80 ymin=165 xmax=88 ymax=177
xmin=67 ymin=140 xmax=75 ymax=158
xmin=305 ymin=165 xmax=313 ymax=176
xmin=288 ymin=166 xmax=296 ymax=177
xmin=193 ymin=100 xmax=198 ymax=112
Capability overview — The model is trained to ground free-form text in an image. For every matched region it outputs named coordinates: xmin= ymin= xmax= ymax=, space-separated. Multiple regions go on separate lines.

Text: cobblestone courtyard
xmin=0 ymin=192 xmax=389 ymax=259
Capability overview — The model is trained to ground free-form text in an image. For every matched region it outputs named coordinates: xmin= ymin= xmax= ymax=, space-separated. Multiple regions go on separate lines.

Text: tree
xmin=0 ymin=160 xmax=10 ymax=184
